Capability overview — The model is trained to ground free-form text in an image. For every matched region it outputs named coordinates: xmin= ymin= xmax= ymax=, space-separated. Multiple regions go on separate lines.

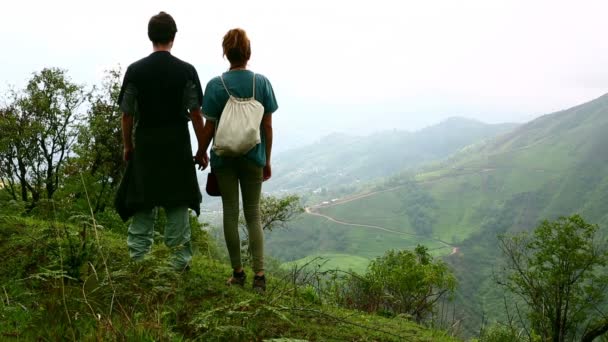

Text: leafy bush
xmin=476 ymin=324 xmax=528 ymax=342
xmin=336 ymin=245 xmax=456 ymax=322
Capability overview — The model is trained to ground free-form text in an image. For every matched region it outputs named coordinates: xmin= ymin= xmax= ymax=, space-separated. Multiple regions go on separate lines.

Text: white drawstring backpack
xmin=212 ymin=73 xmax=265 ymax=156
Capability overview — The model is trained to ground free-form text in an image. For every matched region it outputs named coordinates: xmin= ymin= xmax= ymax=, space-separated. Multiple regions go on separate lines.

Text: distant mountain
xmin=267 ymin=94 xmax=608 ymax=335
xmin=266 ymin=117 xmax=518 ymax=193
xmin=428 ymin=94 xmax=608 ymax=332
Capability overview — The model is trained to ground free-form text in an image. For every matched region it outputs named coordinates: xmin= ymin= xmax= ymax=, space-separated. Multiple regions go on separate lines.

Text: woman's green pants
xmin=215 ymin=158 xmax=264 ymax=273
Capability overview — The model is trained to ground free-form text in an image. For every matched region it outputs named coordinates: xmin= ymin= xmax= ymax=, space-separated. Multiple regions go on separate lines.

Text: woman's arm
xmin=262 ymin=113 xmax=273 ymax=181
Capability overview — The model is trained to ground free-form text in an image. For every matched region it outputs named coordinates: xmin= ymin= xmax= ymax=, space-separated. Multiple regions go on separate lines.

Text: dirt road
xmin=304 ymin=206 xmax=457 ymax=254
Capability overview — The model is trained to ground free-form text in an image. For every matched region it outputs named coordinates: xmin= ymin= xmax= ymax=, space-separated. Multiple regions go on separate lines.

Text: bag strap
xmin=219 ymin=74 xmax=232 ymax=96
xmin=220 ymin=72 xmax=257 ymax=98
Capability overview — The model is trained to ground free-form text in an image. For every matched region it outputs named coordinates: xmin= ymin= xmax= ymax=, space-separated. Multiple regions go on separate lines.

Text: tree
xmin=497 ymin=215 xmax=608 ymax=342
xmin=0 ymin=101 xmax=41 ymax=202
xmin=65 ymin=68 xmax=123 ymax=214
xmin=0 ymin=68 xmax=86 ymax=205
xmin=0 ymin=105 xmax=20 ymax=200
xmin=341 ymin=245 xmax=456 ymax=323
xmin=398 ymin=182 xmax=437 ymax=235
xmin=238 ymin=194 xmax=304 ymax=260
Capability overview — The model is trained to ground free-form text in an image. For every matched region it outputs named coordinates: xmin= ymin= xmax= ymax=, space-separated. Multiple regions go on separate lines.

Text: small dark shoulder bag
xmin=206 ymin=170 xmax=221 ymax=196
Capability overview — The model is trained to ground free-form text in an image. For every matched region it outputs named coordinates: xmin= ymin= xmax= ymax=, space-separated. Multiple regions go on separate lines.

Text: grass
xmin=282 ymin=253 xmax=371 ymax=274
xmin=0 ymin=214 xmax=458 ymax=341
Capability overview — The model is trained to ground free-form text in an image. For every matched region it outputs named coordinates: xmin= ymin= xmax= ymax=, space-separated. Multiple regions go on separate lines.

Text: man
xmin=116 ymin=11 xmax=208 ymax=270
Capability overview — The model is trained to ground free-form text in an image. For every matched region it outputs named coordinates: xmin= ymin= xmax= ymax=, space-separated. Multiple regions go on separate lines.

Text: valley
xmin=267 ymin=94 xmax=608 ymax=335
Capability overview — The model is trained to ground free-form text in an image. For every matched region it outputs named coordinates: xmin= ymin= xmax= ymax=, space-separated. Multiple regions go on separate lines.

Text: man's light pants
xmin=127 ymin=206 xmax=192 ymax=270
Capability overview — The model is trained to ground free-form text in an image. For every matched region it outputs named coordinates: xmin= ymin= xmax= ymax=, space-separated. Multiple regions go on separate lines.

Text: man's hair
xmin=222 ymin=28 xmax=251 ymax=66
xmin=148 ymin=11 xmax=177 ymax=45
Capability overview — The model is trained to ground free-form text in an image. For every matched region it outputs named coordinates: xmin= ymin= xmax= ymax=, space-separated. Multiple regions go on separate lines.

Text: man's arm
xmin=262 ymin=113 xmax=273 ymax=181
xmin=191 ymin=108 xmax=214 ymax=169
xmin=121 ymin=113 xmax=134 ymax=161
xmin=119 ymin=82 xmax=137 ymax=162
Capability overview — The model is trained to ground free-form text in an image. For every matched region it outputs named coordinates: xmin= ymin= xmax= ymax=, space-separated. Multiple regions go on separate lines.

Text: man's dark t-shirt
xmin=115 ymin=51 xmax=203 ymax=221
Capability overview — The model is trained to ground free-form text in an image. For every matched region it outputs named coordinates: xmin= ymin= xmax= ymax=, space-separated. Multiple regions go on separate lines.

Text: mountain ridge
xmin=268 ymin=117 xmax=519 ymax=193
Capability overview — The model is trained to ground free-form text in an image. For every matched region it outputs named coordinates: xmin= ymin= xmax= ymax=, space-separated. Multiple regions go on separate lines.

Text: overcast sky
xmin=2 ymin=0 xmax=608 ymax=149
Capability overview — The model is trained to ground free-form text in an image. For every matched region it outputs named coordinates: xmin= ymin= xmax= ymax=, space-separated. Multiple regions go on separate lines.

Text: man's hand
xmin=123 ymin=146 xmax=134 ymax=162
xmin=194 ymin=149 xmax=209 ymax=170
xmin=263 ymin=163 xmax=272 ymax=181
xmin=190 ymin=108 xmax=213 ymax=171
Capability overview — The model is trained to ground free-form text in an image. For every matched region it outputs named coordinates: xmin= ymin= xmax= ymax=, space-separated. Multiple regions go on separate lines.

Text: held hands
xmin=263 ymin=163 xmax=272 ymax=181
xmin=192 ymin=149 xmax=267 ymax=176
xmin=194 ymin=149 xmax=209 ymax=170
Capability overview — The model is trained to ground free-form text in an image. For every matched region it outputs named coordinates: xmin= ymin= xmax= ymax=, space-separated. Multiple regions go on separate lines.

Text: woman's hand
xmin=263 ymin=163 xmax=272 ymax=181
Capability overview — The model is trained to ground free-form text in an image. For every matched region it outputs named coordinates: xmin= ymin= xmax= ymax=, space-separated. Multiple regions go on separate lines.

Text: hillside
xmin=267 ymin=94 xmax=608 ymax=333
xmin=265 ymin=118 xmax=518 ymax=193
xmin=0 ymin=214 xmax=458 ymax=341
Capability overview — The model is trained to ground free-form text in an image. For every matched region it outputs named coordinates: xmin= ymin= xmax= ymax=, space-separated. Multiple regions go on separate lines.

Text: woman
xmin=199 ymin=28 xmax=278 ymax=292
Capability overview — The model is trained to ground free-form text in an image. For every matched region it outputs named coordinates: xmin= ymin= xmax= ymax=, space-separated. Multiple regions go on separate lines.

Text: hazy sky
xmin=2 ymin=0 xmax=608 ymax=149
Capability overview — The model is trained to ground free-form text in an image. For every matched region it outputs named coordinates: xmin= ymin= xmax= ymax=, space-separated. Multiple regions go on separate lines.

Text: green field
xmin=267 ymin=213 xmax=450 ymax=263
xmin=281 ymin=244 xmax=456 ymax=276
xmin=318 ymin=191 xmax=414 ymax=234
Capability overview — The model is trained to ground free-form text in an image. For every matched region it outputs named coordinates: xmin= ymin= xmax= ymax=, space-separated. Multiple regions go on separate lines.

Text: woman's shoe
xmin=253 ymin=274 xmax=266 ymax=293
xmin=226 ymin=270 xmax=246 ymax=286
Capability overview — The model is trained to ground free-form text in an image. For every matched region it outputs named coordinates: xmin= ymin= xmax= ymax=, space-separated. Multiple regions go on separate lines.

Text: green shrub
xmin=337 ymin=245 xmax=456 ymax=322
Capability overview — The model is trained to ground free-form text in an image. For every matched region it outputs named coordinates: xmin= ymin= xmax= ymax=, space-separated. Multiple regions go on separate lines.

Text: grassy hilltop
xmin=0 ymin=213 xmax=458 ymax=341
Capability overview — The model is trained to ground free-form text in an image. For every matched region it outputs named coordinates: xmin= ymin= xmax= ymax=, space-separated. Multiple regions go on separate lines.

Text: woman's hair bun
xmin=223 ymin=28 xmax=251 ymax=66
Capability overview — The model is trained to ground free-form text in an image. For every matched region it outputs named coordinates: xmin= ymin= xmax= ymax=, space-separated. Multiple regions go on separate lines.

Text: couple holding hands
xmin=116 ymin=11 xmax=277 ymax=293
